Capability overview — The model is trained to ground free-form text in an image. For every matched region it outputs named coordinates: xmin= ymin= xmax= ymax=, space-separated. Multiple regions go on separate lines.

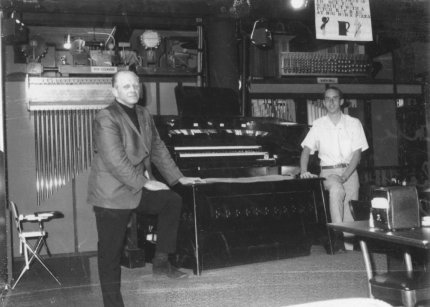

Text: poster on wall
xmin=315 ymin=0 xmax=373 ymax=42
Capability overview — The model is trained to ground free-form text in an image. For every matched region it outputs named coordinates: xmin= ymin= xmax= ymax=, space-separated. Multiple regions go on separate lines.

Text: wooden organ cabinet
xmin=118 ymin=84 xmax=335 ymax=274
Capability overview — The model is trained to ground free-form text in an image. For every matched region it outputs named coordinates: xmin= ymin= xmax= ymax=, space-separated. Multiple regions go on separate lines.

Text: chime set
xmin=32 ymin=108 xmax=99 ymax=205
xmin=27 ymin=76 xmax=112 ymax=205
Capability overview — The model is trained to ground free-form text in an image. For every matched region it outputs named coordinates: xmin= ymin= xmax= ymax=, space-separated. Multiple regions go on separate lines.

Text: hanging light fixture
xmin=250 ymin=19 xmax=272 ymax=49
xmin=63 ymin=34 xmax=71 ymax=49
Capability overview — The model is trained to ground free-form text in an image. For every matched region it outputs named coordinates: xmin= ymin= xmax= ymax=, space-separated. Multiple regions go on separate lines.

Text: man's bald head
xmin=112 ymin=70 xmax=139 ymax=88
xmin=111 ymin=71 xmax=140 ymax=108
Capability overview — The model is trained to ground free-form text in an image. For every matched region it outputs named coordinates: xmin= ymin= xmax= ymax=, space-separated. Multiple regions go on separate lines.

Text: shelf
xmin=56 ymin=65 xmax=198 ymax=82
xmin=58 ymin=65 xmax=127 ymax=75
xmin=249 ymin=78 xmax=423 ymax=98
xmin=135 ymin=66 xmax=198 ymax=77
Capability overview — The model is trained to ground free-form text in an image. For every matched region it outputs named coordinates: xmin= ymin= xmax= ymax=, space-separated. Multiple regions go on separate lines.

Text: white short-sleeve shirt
xmin=301 ymin=114 xmax=369 ymax=166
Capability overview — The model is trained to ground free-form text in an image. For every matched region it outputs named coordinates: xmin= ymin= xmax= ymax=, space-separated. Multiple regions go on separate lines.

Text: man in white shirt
xmin=300 ymin=86 xmax=369 ymax=252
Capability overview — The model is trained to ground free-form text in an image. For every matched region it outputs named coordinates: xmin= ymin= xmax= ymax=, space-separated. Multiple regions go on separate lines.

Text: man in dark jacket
xmin=88 ymin=70 xmax=202 ymax=307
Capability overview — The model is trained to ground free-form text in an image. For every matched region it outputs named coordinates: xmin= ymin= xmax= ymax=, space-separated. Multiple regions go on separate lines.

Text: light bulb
xmin=290 ymin=0 xmax=307 ymax=10
xmin=63 ymin=34 xmax=71 ymax=50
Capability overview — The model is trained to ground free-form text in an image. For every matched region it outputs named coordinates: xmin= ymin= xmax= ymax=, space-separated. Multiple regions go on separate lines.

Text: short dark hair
xmin=324 ymin=86 xmax=343 ymax=99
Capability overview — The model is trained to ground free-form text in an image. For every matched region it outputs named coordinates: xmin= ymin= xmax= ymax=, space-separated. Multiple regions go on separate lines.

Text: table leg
xmin=318 ymin=181 xmax=334 ymax=254
xmin=359 ymin=239 xmax=374 ymax=298
xmin=192 ymin=185 xmax=201 ymax=276
xmin=404 ymin=250 xmax=413 ymax=278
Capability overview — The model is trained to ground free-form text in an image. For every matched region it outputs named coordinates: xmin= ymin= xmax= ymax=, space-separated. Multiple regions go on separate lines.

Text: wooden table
xmin=328 ymin=221 xmax=430 ymax=250
xmin=328 ymin=221 xmax=430 ymax=302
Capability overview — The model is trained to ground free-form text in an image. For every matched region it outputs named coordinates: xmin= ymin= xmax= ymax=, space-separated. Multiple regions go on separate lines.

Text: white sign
xmin=315 ymin=0 xmax=373 ymax=42
xmin=90 ymin=66 xmax=118 ymax=74
xmin=317 ymin=77 xmax=338 ymax=84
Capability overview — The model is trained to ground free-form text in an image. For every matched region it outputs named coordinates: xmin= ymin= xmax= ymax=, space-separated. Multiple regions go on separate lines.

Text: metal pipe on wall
xmin=196 ymin=17 xmax=203 ymax=87
xmin=241 ymin=26 xmax=248 ymax=117
xmin=0 ymin=9 xmax=13 ymax=289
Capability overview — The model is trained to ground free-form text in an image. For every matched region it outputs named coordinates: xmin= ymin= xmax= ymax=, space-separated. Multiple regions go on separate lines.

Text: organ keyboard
xmin=174 ymin=145 xmax=269 ymax=158
xmin=173 ymin=145 xmax=275 ymax=170
xmin=157 ymin=116 xmax=307 ymax=176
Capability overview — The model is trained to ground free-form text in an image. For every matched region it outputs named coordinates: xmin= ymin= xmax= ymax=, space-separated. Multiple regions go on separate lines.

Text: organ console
xmin=166 ymin=121 xmax=276 ymax=172
xmin=124 ymin=86 xmax=334 ymax=274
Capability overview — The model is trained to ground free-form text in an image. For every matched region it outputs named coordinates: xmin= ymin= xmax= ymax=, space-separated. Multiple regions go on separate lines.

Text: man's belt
xmin=321 ymin=163 xmax=348 ymax=169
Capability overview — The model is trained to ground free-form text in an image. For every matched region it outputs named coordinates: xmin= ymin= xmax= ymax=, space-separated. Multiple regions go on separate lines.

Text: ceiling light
xmin=290 ymin=0 xmax=308 ymax=10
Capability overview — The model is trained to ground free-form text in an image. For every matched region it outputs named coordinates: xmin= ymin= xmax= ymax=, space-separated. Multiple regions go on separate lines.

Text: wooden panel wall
xmin=6 ymin=81 xmax=83 ymax=255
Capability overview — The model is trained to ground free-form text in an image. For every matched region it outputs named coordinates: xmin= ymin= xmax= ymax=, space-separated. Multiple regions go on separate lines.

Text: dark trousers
xmin=94 ymin=189 xmax=182 ymax=307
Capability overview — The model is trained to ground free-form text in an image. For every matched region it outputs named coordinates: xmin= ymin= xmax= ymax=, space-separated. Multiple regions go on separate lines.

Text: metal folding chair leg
xmin=24 ymin=240 xmax=61 ymax=285
xmin=11 ymin=237 xmax=61 ymax=289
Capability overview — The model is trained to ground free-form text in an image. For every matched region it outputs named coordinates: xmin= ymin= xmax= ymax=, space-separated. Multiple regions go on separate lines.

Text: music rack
xmin=279 ymin=52 xmax=372 ymax=77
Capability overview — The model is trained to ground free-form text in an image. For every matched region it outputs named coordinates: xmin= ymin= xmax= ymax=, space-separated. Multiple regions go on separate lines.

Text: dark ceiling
xmin=1 ymin=0 xmax=429 ymax=55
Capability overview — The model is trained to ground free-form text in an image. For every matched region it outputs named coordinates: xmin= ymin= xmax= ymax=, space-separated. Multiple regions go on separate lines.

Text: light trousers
xmin=320 ymin=167 xmax=359 ymax=223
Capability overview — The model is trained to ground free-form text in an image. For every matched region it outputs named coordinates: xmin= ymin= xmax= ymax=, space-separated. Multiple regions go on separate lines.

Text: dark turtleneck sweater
xmin=116 ymin=100 xmax=140 ymax=132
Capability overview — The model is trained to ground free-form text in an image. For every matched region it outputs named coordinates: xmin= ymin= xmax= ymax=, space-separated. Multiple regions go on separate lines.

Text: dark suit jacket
xmin=87 ymin=101 xmax=183 ymax=209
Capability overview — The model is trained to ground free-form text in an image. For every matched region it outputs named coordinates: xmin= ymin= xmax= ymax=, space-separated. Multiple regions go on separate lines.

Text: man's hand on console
xmin=143 ymin=180 xmax=170 ymax=191
xmin=299 ymin=171 xmax=318 ymax=179
xmin=178 ymin=177 xmax=206 ymax=185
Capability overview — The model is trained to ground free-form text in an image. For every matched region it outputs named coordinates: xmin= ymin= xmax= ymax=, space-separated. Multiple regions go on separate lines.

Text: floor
xmin=2 ymin=245 xmax=377 ymax=307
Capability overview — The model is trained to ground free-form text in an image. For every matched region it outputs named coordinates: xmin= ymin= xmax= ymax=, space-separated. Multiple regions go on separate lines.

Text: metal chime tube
xmin=74 ymin=110 xmax=80 ymax=175
xmin=58 ymin=110 xmax=64 ymax=186
xmin=71 ymin=109 xmax=77 ymax=177
xmin=50 ymin=111 xmax=58 ymax=195
xmin=33 ymin=107 xmax=102 ymax=205
xmin=65 ymin=109 xmax=71 ymax=183
xmin=41 ymin=110 xmax=48 ymax=201
xmin=83 ymin=109 xmax=89 ymax=170
xmin=48 ymin=109 xmax=54 ymax=197
xmin=81 ymin=110 xmax=86 ymax=171
xmin=89 ymin=109 xmax=95 ymax=165
xmin=34 ymin=111 xmax=40 ymax=206
xmin=76 ymin=110 xmax=80 ymax=174
xmin=79 ymin=109 xmax=85 ymax=174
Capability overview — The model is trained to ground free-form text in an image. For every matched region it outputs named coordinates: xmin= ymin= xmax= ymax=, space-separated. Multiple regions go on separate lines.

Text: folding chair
xmin=9 ymin=201 xmax=63 ymax=289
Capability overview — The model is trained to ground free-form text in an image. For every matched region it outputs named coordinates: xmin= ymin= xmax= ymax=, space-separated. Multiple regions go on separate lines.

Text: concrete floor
xmin=3 ymin=245 xmax=376 ymax=307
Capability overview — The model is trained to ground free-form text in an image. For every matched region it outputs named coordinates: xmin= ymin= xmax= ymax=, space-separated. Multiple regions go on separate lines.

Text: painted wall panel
xmin=371 ymin=99 xmax=399 ymax=167
xmin=5 ymin=81 xmax=86 ymax=255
